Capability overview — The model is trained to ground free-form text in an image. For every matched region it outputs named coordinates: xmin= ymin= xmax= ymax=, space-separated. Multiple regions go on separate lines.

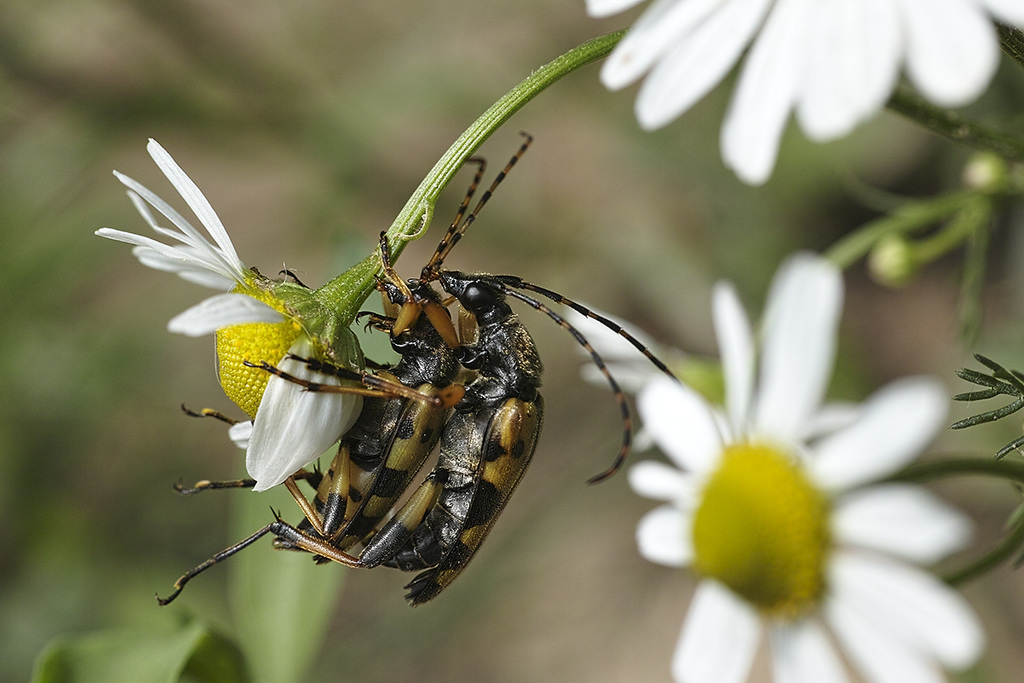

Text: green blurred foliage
xmin=1 ymin=1 xmax=1024 ymax=681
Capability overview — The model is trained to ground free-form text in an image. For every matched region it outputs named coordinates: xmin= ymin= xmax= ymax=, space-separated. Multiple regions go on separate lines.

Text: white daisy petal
xmin=712 ymin=280 xmax=754 ymax=437
xmin=228 ymin=420 xmax=253 ymax=449
xmin=133 ymin=248 xmax=238 ymax=290
xmin=638 ymin=377 xmax=723 ymax=474
xmin=829 ymin=551 xmax=984 ymax=670
xmin=95 ymin=227 xmax=220 ymax=276
xmin=636 ymin=505 xmax=693 ymax=567
xmin=246 ymin=345 xmax=363 ymax=491
xmin=753 ymin=253 xmax=842 ymax=440
xmin=721 ymin=0 xmax=815 ymax=184
xmin=824 ymin=587 xmax=943 ymax=683
xmin=769 ymin=618 xmax=849 ymax=683
xmin=799 ymin=401 xmax=860 ymax=440
xmin=672 ymin=581 xmax=761 ymax=683
xmin=111 ymin=175 xmax=246 ymax=286
xmin=146 ymin=139 xmax=245 ymax=273
xmin=810 ymin=376 xmax=947 ymax=491
xmin=897 ymin=0 xmax=999 ymax=107
xmin=635 ymin=0 xmax=772 ymax=130
xmin=600 ymin=0 xmax=723 ymax=91
xmin=980 ymin=0 xmax=1024 ymax=23
xmin=586 ymin=0 xmax=644 ymax=18
xmin=167 ymin=293 xmax=284 ymax=337
xmin=797 ymin=0 xmax=901 ymax=140
xmin=833 ymin=483 xmax=972 ymax=563
xmin=628 ymin=459 xmax=698 ymax=504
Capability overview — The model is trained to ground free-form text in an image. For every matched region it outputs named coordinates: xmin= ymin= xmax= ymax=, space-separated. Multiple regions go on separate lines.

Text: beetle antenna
xmin=494 ymin=275 xmax=677 ymax=382
xmin=422 ymin=133 xmax=533 ymax=281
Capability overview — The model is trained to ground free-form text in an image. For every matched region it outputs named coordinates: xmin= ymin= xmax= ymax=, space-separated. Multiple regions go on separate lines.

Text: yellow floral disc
xmin=215 ymin=285 xmax=302 ymax=418
xmin=691 ymin=443 xmax=831 ymax=618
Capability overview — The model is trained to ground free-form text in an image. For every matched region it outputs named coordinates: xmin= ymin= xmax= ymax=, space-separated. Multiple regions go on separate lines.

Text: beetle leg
xmin=357 ymin=470 xmax=449 ymax=568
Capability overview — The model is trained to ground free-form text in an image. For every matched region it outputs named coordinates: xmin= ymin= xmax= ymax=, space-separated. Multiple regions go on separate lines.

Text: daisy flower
xmin=631 ymin=253 xmax=983 ymax=682
xmin=97 ymin=139 xmax=362 ymax=491
xmin=588 ymin=0 xmax=1024 ymax=184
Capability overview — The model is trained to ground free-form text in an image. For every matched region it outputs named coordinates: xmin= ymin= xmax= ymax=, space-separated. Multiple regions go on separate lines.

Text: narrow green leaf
xmin=228 ymin=485 xmax=344 ymax=683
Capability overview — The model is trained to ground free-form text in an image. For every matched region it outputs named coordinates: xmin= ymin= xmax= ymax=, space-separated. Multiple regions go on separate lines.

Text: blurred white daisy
xmin=97 ymin=139 xmax=361 ymax=491
xmin=588 ymin=0 xmax=1024 ymax=184
xmin=630 ymin=253 xmax=983 ymax=682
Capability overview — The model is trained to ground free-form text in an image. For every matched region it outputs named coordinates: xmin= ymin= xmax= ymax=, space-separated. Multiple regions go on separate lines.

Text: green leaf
xmin=229 ymin=485 xmax=344 ymax=683
xmin=30 ymin=621 xmax=247 ymax=683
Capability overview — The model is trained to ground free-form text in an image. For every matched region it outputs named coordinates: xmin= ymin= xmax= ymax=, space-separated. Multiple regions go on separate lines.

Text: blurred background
xmin=4 ymin=1 xmax=1024 ymax=681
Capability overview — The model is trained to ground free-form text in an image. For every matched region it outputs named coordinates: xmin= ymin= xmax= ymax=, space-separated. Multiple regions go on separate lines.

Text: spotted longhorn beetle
xmin=159 ymin=135 xmax=676 ymax=606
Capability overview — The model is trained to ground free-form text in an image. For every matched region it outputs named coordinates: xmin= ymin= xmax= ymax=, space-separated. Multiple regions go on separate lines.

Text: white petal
xmin=672 ymin=581 xmax=761 ymax=683
xmin=824 ymin=588 xmax=943 ymax=683
xmin=829 ymin=551 xmax=984 ymax=671
xmin=980 ymin=0 xmax=1024 ymax=24
xmin=600 ymin=0 xmax=724 ymax=90
xmin=586 ymin=0 xmax=644 ymax=18
xmin=636 ymin=505 xmax=693 ymax=567
xmin=131 ymin=245 xmax=238 ymax=290
xmin=712 ymin=281 xmax=754 ymax=437
xmin=635 ymin=0 xmax=772 ymax=130
xmin=246 ymin=347 xmax=363 ymax=491
xmin=111 ymin=175 xmax=245 ymax=286
xmin=628 ymin=459 xmax=697 ymax=504
xmin=768 ymin=619 xmax=849 ymax=683
xmin=833 ymin=483 xmax=972 ymax=564
xmin=228 ymin=420 xmax=253 ymax=449
xmin=97 ymin=226 xmax=232 ymax=285
xmin=721 ymin=0 xmax=815 ymax=184
xmin=810 ymin=376 xmax=947 ymax=491
xmin=800 ymin=401 xmax=860 ymax=440
xmin=638 ymin=377 xmax=724 ymax=474
xmin=146 ymin=139 xmax=245 ymax=273
xmin=753 ymin=253 xmax=843 ymax=441
xmin=897 ymin=0 xmax=999 ymax=107
xmin=167 ymin=293 xmax=284 ymax=336
xmin=796 ymin=0 xmax=901 ymax=140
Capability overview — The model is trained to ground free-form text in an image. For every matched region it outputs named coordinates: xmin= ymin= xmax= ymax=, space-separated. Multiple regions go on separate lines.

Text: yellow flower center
xmin=215 ymin=283 xmax=302 ymax=418
xmin=691 ymin=443 xmax=831 ymax=618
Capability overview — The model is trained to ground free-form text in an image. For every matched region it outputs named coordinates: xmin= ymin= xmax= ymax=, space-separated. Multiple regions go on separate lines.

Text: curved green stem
xmin=884 ymin=456 xmax=1024 ymax=586
xmin=824 ymin=190 xmax=975 ymax=269
xmin=316 ymin=31 xmax=625 ymax=317
xmin=942 ymin=516 xmax=1024 ymax=586
xmin=887 ymin=85 xmax=1024 ymax=163
xmin=885 ymin=456 xmax=1024 ymax=485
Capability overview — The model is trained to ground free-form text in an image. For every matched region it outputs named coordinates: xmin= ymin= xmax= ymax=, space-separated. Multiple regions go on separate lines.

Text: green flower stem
xmin=824 ymin=190 xmax=975 ymax=269
xmin=910 ymin=194 xmax=991 ymax=264
xmin=998 ymin=24 xmax=1024 ymax=71
xmin=315 ymin=30 xmax=626 ymax=321
xmin=886 ymin=456 xmax=1024 ymax=487
xmin=942 ymin=513 xmax=1024 ymax=586
xmin=885 ymin=456 xmax=1024 ymax=585
xmin=887 ymin=85 xmax=1024 ymax=163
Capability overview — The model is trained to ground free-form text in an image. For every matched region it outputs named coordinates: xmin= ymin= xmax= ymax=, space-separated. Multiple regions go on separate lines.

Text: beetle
xmin=158 ymin=256 xmax=466 ymax=605
xmin=159 ymin=136 xmax=676 ymax=606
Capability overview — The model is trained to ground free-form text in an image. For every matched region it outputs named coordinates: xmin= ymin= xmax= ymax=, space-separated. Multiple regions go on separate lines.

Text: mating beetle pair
xmin=161 ymin=136 xmax=676 ymax=605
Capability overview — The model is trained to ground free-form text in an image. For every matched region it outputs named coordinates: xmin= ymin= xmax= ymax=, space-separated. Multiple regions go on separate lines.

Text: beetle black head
xmin=439 ymin=271 xmax=511 ymax=326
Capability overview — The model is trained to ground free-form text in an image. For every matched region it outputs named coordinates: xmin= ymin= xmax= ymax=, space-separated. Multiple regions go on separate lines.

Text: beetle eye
xmin=463 ymin=283 xmax=496 ymax=309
